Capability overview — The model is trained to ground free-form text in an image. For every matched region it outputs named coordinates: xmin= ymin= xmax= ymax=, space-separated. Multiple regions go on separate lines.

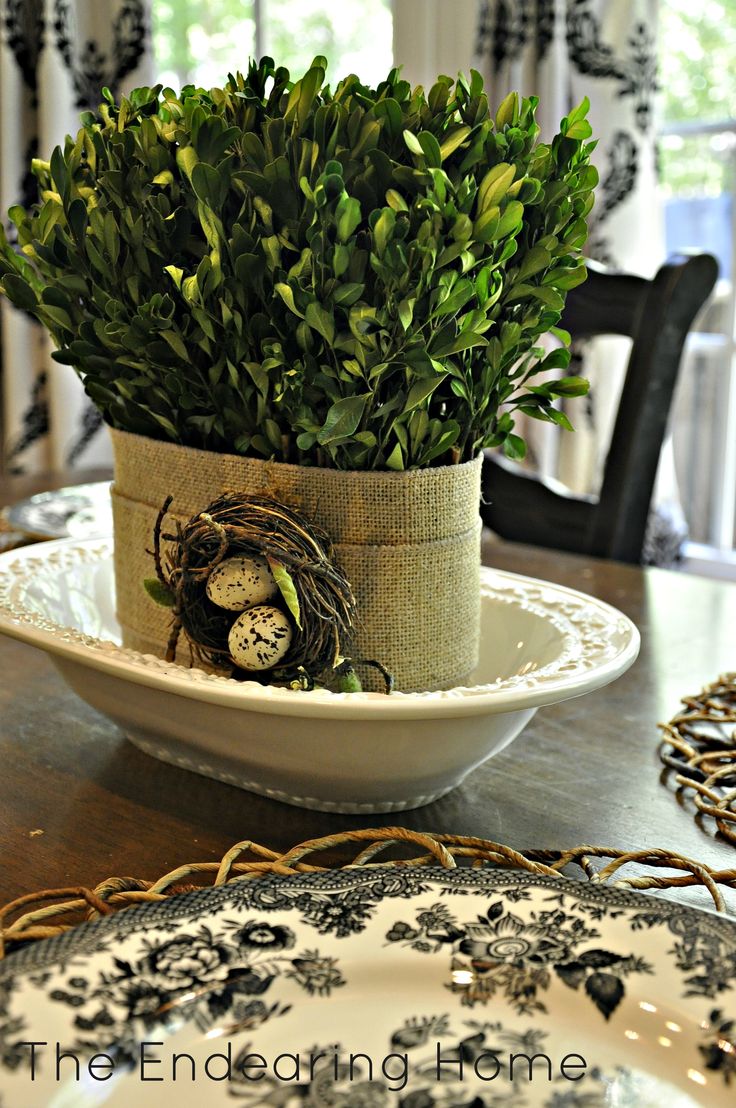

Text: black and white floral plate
xmin=1 ymin=869 xmax=734 ymax=1106
xmin=1 ymin=482 xmax=112 ymax=541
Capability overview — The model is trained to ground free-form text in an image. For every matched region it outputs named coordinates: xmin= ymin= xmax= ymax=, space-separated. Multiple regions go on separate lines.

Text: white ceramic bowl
xmin=0 ymin=538 xmax=639 ymax=812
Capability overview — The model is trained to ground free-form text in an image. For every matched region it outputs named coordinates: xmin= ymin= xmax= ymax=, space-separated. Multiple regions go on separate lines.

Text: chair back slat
xmin=481 ymin=252 xmax=719 ymax=564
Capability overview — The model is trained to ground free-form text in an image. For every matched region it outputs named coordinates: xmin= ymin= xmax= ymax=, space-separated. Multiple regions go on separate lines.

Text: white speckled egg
xmin=206 ymin=555 xmax=278 ymax=611
xmin=228 ymin=604 xmax=293 ymax=671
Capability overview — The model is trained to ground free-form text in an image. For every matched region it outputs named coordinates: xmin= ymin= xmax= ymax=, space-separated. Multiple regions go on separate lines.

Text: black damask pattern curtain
xmin=476 ymin=1 xmax=683 ymax=562
xmin=477 ymin=0 xmax=661 ymax=273
xmin=0 ymin=0 xmax=150 ymax=474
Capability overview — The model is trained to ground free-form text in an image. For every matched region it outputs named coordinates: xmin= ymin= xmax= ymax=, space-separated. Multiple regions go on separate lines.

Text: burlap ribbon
xmin=110 ymin=428 xmax=482 ymax=691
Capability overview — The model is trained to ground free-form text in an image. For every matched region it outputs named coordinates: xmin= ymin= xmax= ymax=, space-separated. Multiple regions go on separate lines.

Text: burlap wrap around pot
xmin=110 ymin=428 xmax=482 ymax=692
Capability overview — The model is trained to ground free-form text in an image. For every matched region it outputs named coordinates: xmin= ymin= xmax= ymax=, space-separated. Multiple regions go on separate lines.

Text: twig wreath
xmin=659 ymin=673 xmax=736 ymax=844
xmin=2 ymin=827 xmax=735 ymax=958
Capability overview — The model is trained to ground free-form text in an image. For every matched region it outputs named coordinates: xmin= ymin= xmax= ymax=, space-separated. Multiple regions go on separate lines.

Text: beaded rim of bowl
xmin=0 ymin=536 xmax=640 ymax=719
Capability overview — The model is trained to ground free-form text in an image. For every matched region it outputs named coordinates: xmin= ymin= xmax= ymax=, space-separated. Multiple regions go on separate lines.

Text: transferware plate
xmin=1 ymin=868 xmax=734 ymax=1106
xmin=1 ymin=481 xmax=112 ymax=540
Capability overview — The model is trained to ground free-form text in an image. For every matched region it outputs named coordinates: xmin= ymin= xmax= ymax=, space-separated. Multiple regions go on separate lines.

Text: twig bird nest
xmin=146 ymin=493 xmax=360 ymax=688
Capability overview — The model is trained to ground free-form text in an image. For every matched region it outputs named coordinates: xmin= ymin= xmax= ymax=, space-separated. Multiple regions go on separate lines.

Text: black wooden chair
xmin=481 ymin=252 xmax=719 ymax=564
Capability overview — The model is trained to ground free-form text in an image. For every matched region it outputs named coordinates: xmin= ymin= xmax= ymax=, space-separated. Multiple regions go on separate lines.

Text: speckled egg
xmin=206 ymin=555 xmax=278 ymax=611
xmin=227 ymin=604 xmax=293 ymax=671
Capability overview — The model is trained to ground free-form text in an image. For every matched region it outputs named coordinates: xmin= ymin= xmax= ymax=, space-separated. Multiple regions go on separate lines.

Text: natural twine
xmin=2 ymin=827 xmax=735 ymax=959
xmin=658 ymin=673 xmax=736 ymax=844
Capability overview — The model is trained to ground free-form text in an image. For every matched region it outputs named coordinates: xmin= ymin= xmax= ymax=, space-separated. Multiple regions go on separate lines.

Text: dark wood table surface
xmin=1 ymin=470 xmax=734 ymax=912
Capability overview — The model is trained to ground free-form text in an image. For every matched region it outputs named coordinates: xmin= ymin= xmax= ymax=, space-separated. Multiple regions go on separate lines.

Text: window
xmin=152 ymin=0 xmax=393 ymax=90
xmin=659 ymin=0 xmax=736 ymax=564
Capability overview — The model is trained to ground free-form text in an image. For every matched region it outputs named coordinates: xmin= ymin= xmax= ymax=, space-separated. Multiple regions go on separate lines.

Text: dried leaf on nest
xmin=150 ymin=492 xmax=357 ymax=685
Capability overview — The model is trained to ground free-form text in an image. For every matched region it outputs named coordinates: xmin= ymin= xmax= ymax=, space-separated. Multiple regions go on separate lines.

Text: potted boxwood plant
xmin=0 ymin=57 xmax=596 ymax=691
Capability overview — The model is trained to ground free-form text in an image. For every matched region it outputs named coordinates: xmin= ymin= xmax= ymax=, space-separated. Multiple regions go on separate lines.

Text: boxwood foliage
xmin=0 ymin=57 xmax=596 ymax=469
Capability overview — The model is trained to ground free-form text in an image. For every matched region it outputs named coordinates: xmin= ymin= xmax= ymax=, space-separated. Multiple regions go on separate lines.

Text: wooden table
xmin=1 ymin=471 xmax=734 ymax=912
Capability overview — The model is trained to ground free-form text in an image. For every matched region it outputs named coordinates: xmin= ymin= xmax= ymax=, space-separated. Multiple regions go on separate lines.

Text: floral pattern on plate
xmin=385 ymin=895 xmax=653 ymax=1019
xmin=1 ymin=868 xmax=735 ymax=1106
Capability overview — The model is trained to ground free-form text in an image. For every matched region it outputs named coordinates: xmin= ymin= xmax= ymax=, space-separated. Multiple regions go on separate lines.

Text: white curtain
xmin=393 ymin=0 xmax=478 ymax=90
xmin=0 ymin=0 xmax=151 ymax=475
xmin=475 ymin=1 xmax=681 ymax=557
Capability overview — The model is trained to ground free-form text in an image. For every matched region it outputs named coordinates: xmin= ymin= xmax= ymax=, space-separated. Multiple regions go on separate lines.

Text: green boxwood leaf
xmin=336 ymin=195 xmax=362 ymax=242
xmin=305 ymin=301 xmax=335 ymax=344
xmin=373 ymin=208 xmax=395 ymax=256
xmin=432 ymin=331 xmax=488 ymax=357
xmin=503 ymin=433 xmax=526 ymax=461
xmin=175 ymin=144 xmax=199 ymax=182
xmin=495 ymin=91 xmax=519 ymax=130
xmin=417 ymin=131 xmax=442 ymax=167
xmin=439 ymin=124 xmax=472 ymax=161
xmin=549 ymin=375 xmax=589 ymax=397
xmin=402 ymin=129 xmax=424 ymax=156
xmin=406 ymin=374 xmax=446 ymax=410
xmin=477 ymin=163 xmax=515 ymax=211
xmin=566 ymin=119 xmax=593 ymax=141
xmin=496 ymin=200 xmax=524 ymax=238
xmin=275 ymin=282 xmax=305 ymax=317
xmin=1 ymin=274 xmax=37 ymax=312
xmin=385 ymin=441 xmax=404 ymax=470
xmin=385 ymin=188 xmax=408 ymax=212
xmin=317 ymin=394 xmax=368 ymax=444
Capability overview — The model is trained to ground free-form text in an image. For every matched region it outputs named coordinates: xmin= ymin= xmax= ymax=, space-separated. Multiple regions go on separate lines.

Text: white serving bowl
xmin=0 ymin=538 xmax=639 ymax=812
